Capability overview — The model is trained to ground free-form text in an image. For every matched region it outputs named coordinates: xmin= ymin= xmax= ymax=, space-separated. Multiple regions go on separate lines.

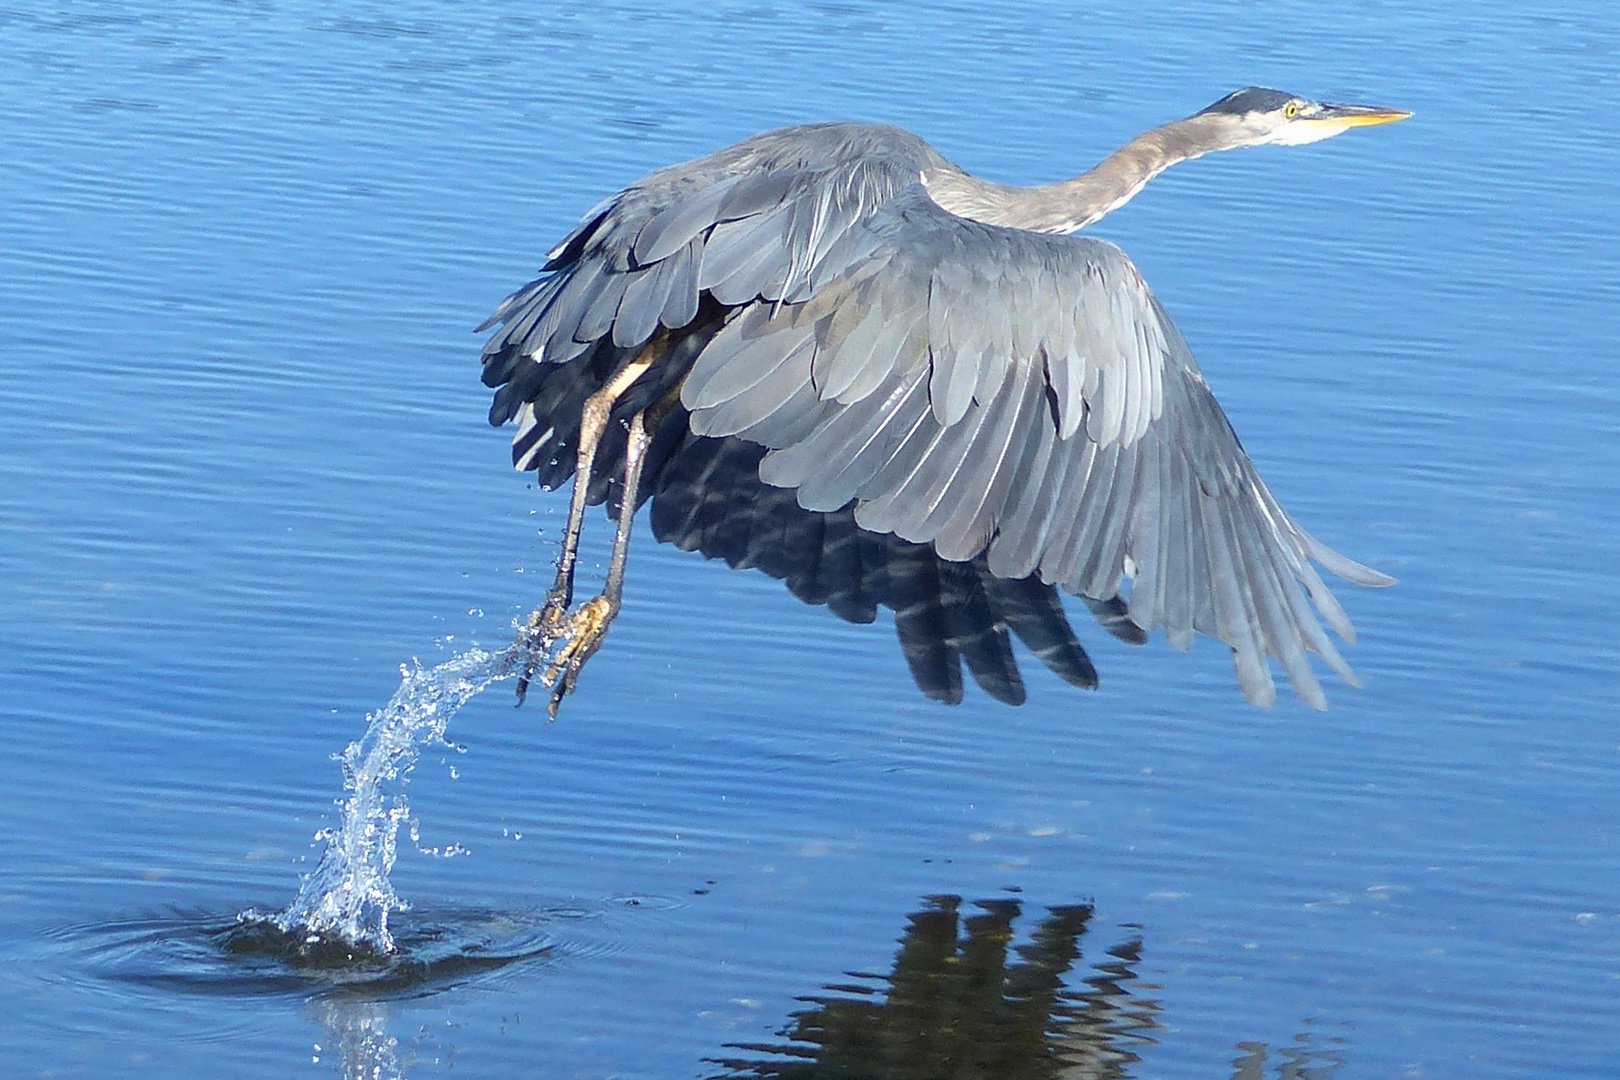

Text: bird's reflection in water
xmin=708 ymin=895 xmax=1346 ymax=1080
xmin=1230 ymin=1036 xmax=1346 ymax=1080
xmin=299 ymin=895 xmax=1344 ymax=1079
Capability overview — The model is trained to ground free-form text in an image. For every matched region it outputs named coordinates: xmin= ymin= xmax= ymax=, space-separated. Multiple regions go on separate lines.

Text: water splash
xmin=269 ymin=624 xmax=548 ymax=955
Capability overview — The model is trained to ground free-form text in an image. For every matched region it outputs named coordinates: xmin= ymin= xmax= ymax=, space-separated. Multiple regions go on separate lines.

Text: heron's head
xmin=1195 ymin=87 xmax=1410 ymax=148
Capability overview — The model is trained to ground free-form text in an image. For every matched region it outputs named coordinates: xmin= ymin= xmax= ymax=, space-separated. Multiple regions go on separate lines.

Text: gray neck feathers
xmin=926 ymin=114 xmax=1238 ymax=233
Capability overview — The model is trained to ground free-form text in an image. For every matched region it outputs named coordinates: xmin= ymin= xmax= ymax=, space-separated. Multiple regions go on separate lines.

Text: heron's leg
xmin=536 ymin=379 xmax=684 ymax=718
xmin=544 ymin=344 xmax=663 ymax=615
xmin=515 ymin=336 xmax=664 ymax=705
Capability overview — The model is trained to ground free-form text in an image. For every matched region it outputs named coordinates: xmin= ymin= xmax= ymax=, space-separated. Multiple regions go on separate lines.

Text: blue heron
xmin=478 ymin=88 xmax=1409 ymax=716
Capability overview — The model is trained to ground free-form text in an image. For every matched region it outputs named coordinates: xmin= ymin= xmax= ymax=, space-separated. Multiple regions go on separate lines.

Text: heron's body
xmin=480 ymin=89 xmax=1408 ymax=714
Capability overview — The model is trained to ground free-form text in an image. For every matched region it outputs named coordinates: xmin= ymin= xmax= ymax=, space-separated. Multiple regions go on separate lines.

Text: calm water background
xmin=3 ymin=1 xmax=1619 ymax=1076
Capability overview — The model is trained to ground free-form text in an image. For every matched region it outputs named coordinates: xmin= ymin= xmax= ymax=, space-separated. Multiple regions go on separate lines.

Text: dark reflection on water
xmin=709 ymin=896 xmax=1344 ymax=1080
xmin=1228 ymin=1034 xmax=1346 ymax=1080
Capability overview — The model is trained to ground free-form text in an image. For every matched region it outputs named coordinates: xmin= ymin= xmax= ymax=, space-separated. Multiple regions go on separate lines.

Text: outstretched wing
xmin=479 ymin=122 xmax=950 ymax=436
xmin=677 ymin=186 xmax=1393 ymax=709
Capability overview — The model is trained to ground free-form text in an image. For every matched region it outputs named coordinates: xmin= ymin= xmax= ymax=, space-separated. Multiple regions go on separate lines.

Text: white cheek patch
xmin=1267 ymin=119 xmax=1352 ymax=146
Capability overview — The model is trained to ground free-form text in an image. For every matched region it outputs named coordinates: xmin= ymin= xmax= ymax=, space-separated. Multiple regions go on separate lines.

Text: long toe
xmin=538 ymin=595 xmax=619 ymax=718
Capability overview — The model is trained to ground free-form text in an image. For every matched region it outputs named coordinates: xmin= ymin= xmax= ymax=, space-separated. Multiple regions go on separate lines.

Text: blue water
xmin=3 ymin=1 xmax=1619 ymax=1076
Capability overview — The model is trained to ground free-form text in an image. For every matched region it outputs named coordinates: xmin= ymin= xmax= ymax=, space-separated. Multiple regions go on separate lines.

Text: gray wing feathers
xmin=480 ymin=123 xmax=938 ymax=382
xmin=658 ymin=238 xmax=702 ymax=329
xmin=613 ymin=247 xmax=681 ymax=347
xmin=631 ymin=175 xmax=742 ymax=265
xmin=1301 ymin=529 xmax=1397 ymax=589
xmin=675 ymin=186 xmax=1387 ymax=706
xmin=683 ymin=305 xmax=813 ymax=413
xmin=931 ymin=369 xmax=1039 ymax=561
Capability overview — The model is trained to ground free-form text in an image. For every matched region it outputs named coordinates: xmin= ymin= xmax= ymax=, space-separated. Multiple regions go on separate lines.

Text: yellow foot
xmin=538 ymin=594 xmax=617 ymax=719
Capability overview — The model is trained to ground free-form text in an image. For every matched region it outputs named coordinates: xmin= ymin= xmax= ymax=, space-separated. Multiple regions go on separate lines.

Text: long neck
xmin=925 ymin=114 xmax=1236 ymax=233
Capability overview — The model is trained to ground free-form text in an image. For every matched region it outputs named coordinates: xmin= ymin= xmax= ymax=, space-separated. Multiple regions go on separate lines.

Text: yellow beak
xmin=1318 ymin=103 xmax=1413 ymax=127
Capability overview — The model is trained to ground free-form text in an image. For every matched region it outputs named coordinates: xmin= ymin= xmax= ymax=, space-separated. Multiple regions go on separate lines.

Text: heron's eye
xmin=1284 ymin=101 xmax=1299 ymax=119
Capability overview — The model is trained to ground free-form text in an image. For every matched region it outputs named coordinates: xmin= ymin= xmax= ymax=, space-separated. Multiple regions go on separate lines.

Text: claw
xmin=541 ymin=595 xmax=616 ymax=719
xmin=514 ymin=589 xmax=572 ymax=706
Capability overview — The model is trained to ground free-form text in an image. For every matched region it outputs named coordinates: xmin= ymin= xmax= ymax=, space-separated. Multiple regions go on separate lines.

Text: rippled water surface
xmin=4 ymin=2 xmax=1619 ymax=1077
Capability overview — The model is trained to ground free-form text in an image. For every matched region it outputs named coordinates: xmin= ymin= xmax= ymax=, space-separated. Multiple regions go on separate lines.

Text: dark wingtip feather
xmin=1083 ymin=595 xmax=1148 ymax=645
xmin=986 ymin=575 xmax=1100 ymax=689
